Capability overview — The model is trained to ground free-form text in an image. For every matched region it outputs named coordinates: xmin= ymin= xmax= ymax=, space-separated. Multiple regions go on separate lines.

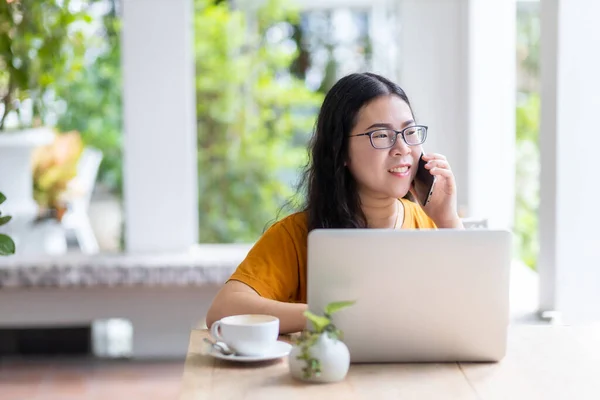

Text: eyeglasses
xmin=350 ymin=125 xmax=428 ymax=149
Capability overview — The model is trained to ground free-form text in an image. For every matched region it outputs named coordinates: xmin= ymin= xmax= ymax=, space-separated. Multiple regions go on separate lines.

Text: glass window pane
xmin=196 ymin=0 xmax=400 ymax=243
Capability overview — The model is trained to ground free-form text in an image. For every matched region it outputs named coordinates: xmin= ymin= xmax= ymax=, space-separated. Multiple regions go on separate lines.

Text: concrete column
xmin=538 ymin=0 xmax=600 ymax=322
xmin=121 ymin=0 xmax=198 ymax=253
xmin=399 ymin=0 xmax=516 ymax=229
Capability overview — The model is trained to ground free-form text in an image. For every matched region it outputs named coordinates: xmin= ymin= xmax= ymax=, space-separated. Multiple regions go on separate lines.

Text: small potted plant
xmin=288 ymin=300 xmax=355 ymax=383
xmin=0 ymin=192 xmax=16 ymax=256
xmin=32 ymin=130 xmax=84 ymax=222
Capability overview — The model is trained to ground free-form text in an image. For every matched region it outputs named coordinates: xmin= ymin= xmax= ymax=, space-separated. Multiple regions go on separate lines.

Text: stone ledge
xmin=0 ymin=244 xmax=252 ymax=290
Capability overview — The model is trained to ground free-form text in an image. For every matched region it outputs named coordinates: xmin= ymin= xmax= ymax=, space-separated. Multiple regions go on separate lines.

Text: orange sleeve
xmin=227 ymin=219 xmax=301 ymax=302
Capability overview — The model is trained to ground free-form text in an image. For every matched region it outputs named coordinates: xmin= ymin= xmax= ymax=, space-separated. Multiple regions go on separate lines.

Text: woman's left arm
xmin=420 ymin=153 xmax=465 ymax=230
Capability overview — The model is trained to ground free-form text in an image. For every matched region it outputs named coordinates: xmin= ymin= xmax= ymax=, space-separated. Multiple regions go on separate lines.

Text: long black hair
xmin=299 ymin=72 xmax=414 ymax=231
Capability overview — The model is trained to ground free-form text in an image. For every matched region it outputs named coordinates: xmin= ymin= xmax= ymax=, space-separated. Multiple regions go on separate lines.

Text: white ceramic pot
xmin=288 ymin=333 xmax=350 ymax=383
xmin=16 ymin=220 xmax=67 ymax=255
xmin=0 ymin=127 xmax=54 ymax=216
xmin=0 ymin=127 xmax=55 ymax=251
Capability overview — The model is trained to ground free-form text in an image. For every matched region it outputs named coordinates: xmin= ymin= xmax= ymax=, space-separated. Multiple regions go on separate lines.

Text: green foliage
xmin=514 ymin=93 xmax=540 ymax=270
xmin=514 ymin=3 xmax=541 ymax=270
xmin=324 ymin=300 xmax=356 ymax=317
xmin=303 ymin=300 xmax=354 ymax=336
xmin=51 ymin=0 xmax=323 ymax=243
xmin=0 ymin=0 xmax=90 ymax=131
xmin=295 ymin=334 xmax=322 ymax=379
xmin=516 ymin=94 xmax=540 ymax=142
xmin=55 ymin=1 xmax=123 ymax=194
xmin=303 ymin=300 xmax=357 ymax=334
xmin=0 ymin=234 xmax=15 ymax=256
xmin=303 ymin=312 xmax=330 ymax=334
xmin=195 ymin=0 xmax=323 ymax=243
xmin=0 ymin=192 xmax=16 ymax=256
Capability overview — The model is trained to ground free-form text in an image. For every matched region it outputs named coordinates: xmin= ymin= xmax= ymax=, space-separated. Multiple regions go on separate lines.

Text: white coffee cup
xmin=210 ymin=314 xmax=279 ymax=356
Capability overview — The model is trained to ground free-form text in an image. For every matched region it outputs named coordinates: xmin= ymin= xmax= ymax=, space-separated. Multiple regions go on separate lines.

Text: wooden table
xmin=179 ymin=325 xmax=600 ymax=399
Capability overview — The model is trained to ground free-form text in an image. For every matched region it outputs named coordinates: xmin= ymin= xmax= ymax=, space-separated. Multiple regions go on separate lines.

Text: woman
xmin=206 ymin=72 xmax=463 ymax=333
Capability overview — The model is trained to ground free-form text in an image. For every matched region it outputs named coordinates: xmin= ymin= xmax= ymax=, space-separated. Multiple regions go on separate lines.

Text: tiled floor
xmin=0 ymin=357 xmax=184 ymax=400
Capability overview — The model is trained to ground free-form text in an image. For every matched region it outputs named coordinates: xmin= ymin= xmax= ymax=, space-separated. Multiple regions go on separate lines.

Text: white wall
xmin=121 ymin=0 xmax=198 ymax=253
xmin=0 ymin=286 xmax=219 ymax=359
xmin=399 ymin=0 xmax=516 ymax=229
xmin=467 ymin=0 xmax=516 ymax=229
xmin=399 ymin=0 xmax=468 ymax=210
xmin=539 ymin=0 xmax=600 ymax=322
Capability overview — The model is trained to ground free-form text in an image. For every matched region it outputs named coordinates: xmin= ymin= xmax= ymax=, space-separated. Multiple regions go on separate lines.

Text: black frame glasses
xmin=350 ymin=125 xmax=428 ymax=149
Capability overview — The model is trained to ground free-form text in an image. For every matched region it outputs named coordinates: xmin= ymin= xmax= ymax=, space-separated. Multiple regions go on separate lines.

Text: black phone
xmin=413 ymin=152 xmax=435 ymax=206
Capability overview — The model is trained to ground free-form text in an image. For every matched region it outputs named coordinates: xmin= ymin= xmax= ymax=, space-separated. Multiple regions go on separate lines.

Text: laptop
xmin=306 ymin=229 xmax=512 ymax=363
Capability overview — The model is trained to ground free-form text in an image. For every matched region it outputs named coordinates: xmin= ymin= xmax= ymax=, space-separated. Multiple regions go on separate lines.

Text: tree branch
xmin=0 ymin=78 xmax=14 ymax=131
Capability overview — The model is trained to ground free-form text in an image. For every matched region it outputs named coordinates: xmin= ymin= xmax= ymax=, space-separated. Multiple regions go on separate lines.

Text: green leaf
xmin=0 ymin=216 xmax=11 ymax=226
xmin=0 ymin=192 xmax=5 ymax=204
xmin=303 ymin=310 xmax=330 ymax=333
xmin=324 ymin=301 xmax=356 ymax=316
xmin=0 ymin=234 xmax=16 ymax=256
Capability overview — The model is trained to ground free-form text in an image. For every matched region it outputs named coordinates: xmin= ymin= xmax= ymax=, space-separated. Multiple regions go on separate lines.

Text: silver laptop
xmin=307 ymin=229 xmax=512 ymax=363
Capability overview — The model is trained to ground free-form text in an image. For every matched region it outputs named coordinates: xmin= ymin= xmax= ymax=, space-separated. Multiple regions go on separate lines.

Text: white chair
xmin=61 ymin=147 xmax=103 ymax=254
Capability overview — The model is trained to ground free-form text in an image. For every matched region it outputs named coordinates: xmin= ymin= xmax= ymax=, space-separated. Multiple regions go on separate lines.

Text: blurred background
xmin=0 ymin=0 xmax=598 ymax=398
xmin=0 ymin=0 xmax=534 ymax=252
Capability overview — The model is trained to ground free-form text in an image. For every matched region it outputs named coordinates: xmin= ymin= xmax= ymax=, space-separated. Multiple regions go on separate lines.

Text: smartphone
xmin=413 ymin=152 xmax=435 ymax=206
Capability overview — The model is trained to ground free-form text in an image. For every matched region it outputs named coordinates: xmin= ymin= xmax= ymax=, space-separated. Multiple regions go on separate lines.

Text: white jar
xmin=288 ymin=332 xmax=350 ymax=383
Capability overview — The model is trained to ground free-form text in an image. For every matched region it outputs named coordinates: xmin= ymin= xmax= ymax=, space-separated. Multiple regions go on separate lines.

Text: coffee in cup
xmin=210 ymin=314 xmax=279 ymax=356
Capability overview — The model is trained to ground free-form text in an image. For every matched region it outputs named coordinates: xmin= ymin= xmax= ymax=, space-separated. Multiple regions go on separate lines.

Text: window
xmin=196 ymin=0 xmax=401 ymax=243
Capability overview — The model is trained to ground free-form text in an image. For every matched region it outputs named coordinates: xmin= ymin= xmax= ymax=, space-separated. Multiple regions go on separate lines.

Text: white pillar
xmin=121 ymin=0 xmax=198 ymax=253
xmin=399 ymin=0 xmax=516 ymax=229
xmin=538 ymin=0 xmax=600 ymax=322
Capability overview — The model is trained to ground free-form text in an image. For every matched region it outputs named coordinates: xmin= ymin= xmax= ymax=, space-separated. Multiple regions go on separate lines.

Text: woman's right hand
xmin=418 ymin=152 xmax=462 ymax=228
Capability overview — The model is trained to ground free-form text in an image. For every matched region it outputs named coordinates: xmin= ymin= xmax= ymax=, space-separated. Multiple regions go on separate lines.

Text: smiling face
xmin=346 ymin=95 xmax=422 ymax=201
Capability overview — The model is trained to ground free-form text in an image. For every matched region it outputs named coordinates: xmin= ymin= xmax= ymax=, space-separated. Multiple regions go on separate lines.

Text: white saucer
xmin=208 ymin=340 xmax=292 ymax=363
